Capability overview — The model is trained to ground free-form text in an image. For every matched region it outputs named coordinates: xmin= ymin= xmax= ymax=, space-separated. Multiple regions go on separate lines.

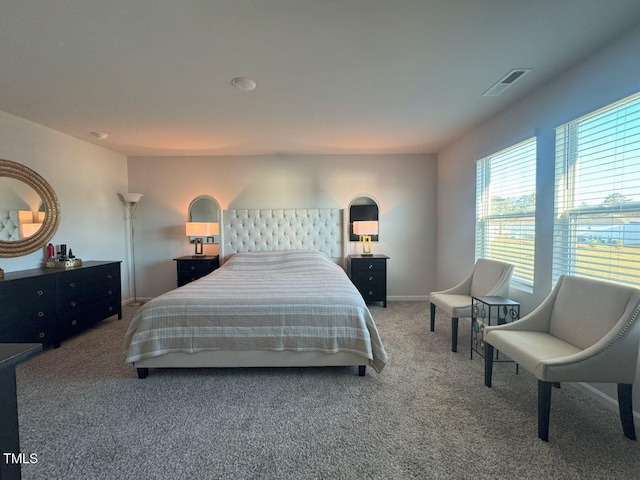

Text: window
xmin=554 ymin=92 xmax=640 ymax=286
xmin=476 ymin=137 xmax=537 ymax=287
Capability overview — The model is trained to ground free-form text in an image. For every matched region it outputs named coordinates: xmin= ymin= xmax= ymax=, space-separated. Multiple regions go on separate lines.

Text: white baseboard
xmin=388 ymin=295 xmax=430 ymax=301
xmin=572 ymin=382 xmax=640 ymax=422
xmin=123 ymin=297 xmax=153 ymax=306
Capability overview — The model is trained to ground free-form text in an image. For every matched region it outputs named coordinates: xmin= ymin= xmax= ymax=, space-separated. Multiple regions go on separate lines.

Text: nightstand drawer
xmin=174 ymin=256 xmax=220 ymax=287
xmin=354 ymin=270 xmax=385 ymax=287
xmin=178 ymin=261 xmax=212 ymax=275
xmin=352 ymin=259 xmax=385 ymax=273
xmin=355 ymin=284 xmax=385 ymax=302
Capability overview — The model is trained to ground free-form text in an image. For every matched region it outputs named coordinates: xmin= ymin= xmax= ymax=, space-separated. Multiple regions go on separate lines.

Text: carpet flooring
xmin=14 ymin=301 xmax=640 ymax=479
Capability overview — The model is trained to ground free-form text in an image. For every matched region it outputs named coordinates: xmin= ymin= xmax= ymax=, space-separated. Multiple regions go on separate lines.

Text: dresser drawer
xmin=0 ymin=318 xmax=56 ymax=345
xmin=57 ymin=269 xmax=92 ymax=301
xmin=0 ymin=276 xmax=57 ymax=344
xmin=62 ymin=300 xmax=119 ymax=335
xmin=85 ymin=265 xmax=121 ymax=300
xmin=58 ymin=265 xmax=120 ymax=300
xmin=1 ymin=277 xmax=57 ymax=325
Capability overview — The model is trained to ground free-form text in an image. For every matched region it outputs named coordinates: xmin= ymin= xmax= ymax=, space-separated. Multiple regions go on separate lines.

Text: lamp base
xmin=193 ymin=239 xmax=204 ymax=256
xmin=361 ymin=253 xmax=373 ymax=256
xmin=361 ymin=235 xmax=373 ymax=256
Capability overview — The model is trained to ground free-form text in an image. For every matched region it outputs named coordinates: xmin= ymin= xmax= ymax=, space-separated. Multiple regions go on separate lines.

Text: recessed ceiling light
xmin=231 ymin=77 xmax=257 ymax=91
xmin=91 ymin=131 xmax=109 ymax=140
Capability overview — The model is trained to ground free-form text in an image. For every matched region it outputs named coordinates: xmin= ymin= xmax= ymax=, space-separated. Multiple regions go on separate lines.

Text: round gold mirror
xmin=0 ymin=159 xmax=61 ymax=257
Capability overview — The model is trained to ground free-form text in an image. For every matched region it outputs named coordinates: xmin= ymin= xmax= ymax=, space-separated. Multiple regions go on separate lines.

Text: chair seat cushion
xmin=430 ymin=293 xmax=472 ymax=318
xmin=484 ymin=330 xmax=581 ymax=381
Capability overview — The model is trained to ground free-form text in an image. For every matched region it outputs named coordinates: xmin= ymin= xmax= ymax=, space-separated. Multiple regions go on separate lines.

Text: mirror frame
xmin=0 ymin=159 xmax=61 ymax=257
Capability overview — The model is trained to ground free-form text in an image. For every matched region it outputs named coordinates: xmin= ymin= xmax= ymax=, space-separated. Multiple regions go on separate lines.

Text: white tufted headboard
xmin=0 ymin=210 xmax=32 ymax=241
xmin=221 ymin=208 xmax=345 ymax=265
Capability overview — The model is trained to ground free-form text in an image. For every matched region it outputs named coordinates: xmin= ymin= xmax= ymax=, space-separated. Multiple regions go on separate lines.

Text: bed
xmin=123 ymin=208 xmax=387 ymax=378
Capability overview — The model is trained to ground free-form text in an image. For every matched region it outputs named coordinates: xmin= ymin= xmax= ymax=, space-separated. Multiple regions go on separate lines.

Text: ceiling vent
xmin=482 ymin=69 xmax=531 ymax=97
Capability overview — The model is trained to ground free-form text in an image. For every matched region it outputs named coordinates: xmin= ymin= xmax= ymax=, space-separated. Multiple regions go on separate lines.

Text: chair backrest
xmin=469 ymin=259 xmax=514 ymax=297
xmin=549 ymin=275 xmax=640 ymax=350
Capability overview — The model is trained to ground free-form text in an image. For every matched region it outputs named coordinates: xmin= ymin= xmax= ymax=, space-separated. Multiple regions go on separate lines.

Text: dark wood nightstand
xmin=348 ymin=254 xmax=389 ymax=307
xmin=174 ymin=255 xmax=220 ymax=287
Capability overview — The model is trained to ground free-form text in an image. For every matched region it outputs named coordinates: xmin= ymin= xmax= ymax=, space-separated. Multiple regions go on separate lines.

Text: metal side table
xmin=470 ymin=296 xmax=520 ymax=366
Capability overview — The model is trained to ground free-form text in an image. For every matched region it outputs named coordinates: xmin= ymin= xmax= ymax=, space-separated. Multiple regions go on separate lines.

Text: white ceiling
xmin=1 ymin=0 xmax=639 ymax=157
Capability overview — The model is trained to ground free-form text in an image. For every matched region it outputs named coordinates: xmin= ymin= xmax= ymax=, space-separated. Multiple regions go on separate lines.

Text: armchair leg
xmin=430 ymin=303 xmax=436 ymax=332
xmin=451 ymin=317 xmax=459 ymax=352
xmin=618 ymin=383 xmax=637 ymax=440
xmin=484 ymin=344 xmax=494 ymax=387
xmin=538 ymin=380 xmax=552 ymax=442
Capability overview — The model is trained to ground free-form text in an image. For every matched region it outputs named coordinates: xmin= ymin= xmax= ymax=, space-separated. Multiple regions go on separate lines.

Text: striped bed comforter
xmin=123 ymin=250 xmax=387 ymax=372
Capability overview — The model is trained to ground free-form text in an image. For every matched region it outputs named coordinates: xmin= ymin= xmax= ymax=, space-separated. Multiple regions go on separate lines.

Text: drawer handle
xmin=71 ymin=320 xmax=77 ymax=326
xmin=38 ymin=311 xmax=44 ymax=318
xmin=108 ymin=290 xmax=113 ymax=295
xmin=368 ymin=276 xmax=373 ymax=281
xmin=368 ymin=264 xmax=373 ymax=269
xmin=70 ymin=301 xmax=77 ymax=307
xmin=368 ymin=290 xmax=374 ymax=296
xmin=107 ymin=274 xmax=113 ymax=279
xmin=37 ymin=290 xmax=44 ymax=296
xmin=190 ymin=265 xmax=196 ymax=270
xmin=70 ymin=282 xmax=75 ymax=288
xmin=108 ymin=306 xmax=113 ymax=311
xmin=39 ymin=332 xmax=45 ymax=339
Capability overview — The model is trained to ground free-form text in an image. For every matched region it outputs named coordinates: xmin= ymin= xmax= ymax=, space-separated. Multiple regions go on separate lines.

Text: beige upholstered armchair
xmin=484 ymin=275 xmax=640 ymax=442
xmin=429 ymin=259 xmax=514 ymax=352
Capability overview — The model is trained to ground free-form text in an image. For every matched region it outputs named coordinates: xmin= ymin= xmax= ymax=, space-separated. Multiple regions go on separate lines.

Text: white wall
xmin=0 ymin=110 xmax=130 ymax=296
xmin=127 ymin=154 xmax=437 ymax=299
xmin=437 ymin=26 xmax=640 ymax=412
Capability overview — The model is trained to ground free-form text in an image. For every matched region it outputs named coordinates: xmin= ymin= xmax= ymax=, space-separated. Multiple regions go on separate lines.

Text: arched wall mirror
xmin=189 ymin=195 xmax=220 ymax=223
xmin=187 ymin=196 xmax=220 ymax=250
xmin=349 ymin=195 xmax=379 ymax=242
xmin=0 ymin=159 xmax=61 ymax=257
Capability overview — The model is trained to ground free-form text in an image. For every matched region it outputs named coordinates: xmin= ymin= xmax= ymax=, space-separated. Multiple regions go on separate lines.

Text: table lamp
xmin=186 ymin=222 xmax=219 ymax=256
xmin=353 ymin=221 xmax=378 ymax=256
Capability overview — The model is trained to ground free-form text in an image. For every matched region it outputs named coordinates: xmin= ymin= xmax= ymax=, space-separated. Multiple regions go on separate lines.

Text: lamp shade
xmin=21 ymin=223 xmax=42 ymax=238
xmin=121 ymin=192 xmax=143 ymax=203
xmin=186 ymin=222 xmax=219 ymax=237
xmin=353 ymin=221 xmax=379 ymax=236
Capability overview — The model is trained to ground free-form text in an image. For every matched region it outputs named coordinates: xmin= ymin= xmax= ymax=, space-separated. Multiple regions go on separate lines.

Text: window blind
xmin=553 ymin=92 xmax=640 ymax=287
xmin=476 ymin=137 xmax=537 ymax=287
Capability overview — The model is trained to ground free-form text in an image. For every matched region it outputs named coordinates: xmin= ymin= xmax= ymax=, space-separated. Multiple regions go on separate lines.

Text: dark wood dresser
xmin=0 ymin=261 xmax=121 ymax=348
xmin=174 ymin=255 xmax=219 ymax=287
xmin=348 ymin=254 xmax=389 ymax=307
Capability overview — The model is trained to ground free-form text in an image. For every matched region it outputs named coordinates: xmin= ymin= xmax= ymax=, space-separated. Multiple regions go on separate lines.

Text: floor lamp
xmin=121 ymin=192 xmax=143 ymax=306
